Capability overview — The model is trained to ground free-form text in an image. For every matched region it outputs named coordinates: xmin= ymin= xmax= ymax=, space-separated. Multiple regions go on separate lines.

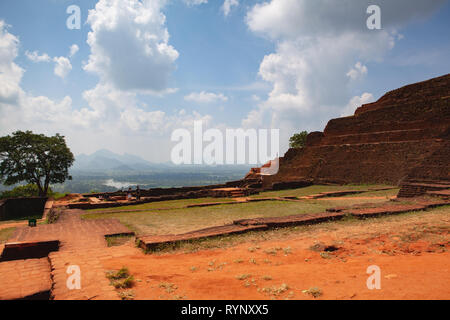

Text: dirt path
xmin=0 ymin=209 xmax=139 ymax=300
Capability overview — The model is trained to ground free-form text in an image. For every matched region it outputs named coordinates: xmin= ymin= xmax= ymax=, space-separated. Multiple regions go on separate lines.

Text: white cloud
xmin=26 ymin=44 xmax=80 ymax=79
xmin=222 ymin=0 xmax=239 ymax=17
xmin=0 ymin=21 xmax=23 ymax=104
xmin=25 ymin=50 xmax=51 ymax=63
xmin=0 ymin=19 xmax=213 ymax=162
xmin=184 ymin=0 xmax=208 ymax=6
xmin=246 ymin=0 xmax=446 ymax=40
xmin=346 ymin=62 xmax=368 ymax=80
xmin=69 ymin=44 xmax=79 ymax=57
xmin=340 ymin=93 xmax=374 ymax=117
xmin=243 ymin=0 xmax=444 ymax=153
xmin=53 ymin=56 xmax=72 ymax=79
xmin=83 ymin=0 xmax=179 ymax=94
xmin=184 ymin=91 xmax=228 ymax=103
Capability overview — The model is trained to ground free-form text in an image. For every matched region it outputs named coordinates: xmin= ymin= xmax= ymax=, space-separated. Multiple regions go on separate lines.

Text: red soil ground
xmin=101 ymin=210 xmax=450 ymax=300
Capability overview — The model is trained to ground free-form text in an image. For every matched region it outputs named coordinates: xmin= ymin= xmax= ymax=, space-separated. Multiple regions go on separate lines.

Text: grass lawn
xmin=86 ymin=197 xmax=236 ymax=213
xmin=249 ymin=184 xmax=396 ymax=199
xmin=0 ymin=214 xmax=44 ymax=225
xmin=0 ymin=227 xmax=16 ymax=244
xmin=140 ymin=205 xmax=450 ymax=254
xmin=82 ymin=185 xmax=398 ymax=236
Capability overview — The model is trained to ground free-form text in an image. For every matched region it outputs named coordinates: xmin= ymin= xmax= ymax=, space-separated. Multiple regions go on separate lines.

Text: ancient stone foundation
xmin=245 ymin=74 xmax=450 ymax=197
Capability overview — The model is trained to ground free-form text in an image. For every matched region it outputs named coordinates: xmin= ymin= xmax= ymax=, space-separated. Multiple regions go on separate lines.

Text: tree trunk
xmin=36 ymin=180 xmax=45 ymax=197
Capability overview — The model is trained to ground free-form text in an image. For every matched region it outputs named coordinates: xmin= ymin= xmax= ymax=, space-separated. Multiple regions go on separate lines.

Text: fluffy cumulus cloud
xmin=0 ymin=21 xmax=85 ymax=135
xmin=346 ymin=62 xmax=368 ymax=80
xmin=0 ymin=15 xmax=210 ymax=162
xmin=25 ymin=51 xmax=51 ymax=63
xmin=243 ymin=0 xmax=445 ymax=152
xmin=69 ymin=44 xmax=79 ymax=58
xmin=0 ymin=21 xmax=24 ymax=104
xmin=83 ymin=0 xmax=179 ymax=93
xmin=26 ymin=44 xmax=79 ymax=79
xmin=184 ymin=91 xmax=228 ymax=103
xmin=341 ymin=92 xmax=374 ymax=117
xmin=222 ymin=0 xmax=239 ymax=17
xmin=53 ymin=56 xmax=72 ymax=79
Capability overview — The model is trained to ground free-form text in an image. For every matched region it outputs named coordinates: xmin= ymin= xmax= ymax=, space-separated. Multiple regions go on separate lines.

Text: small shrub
xmin=106 ymin=267 xmax=134 ymax=289
xmin=46 ymin=207 xmax=65 ymax=224
xmin=118 ymin=290 xmax=135 ymax=300
xmin=236 ymin=274 xmax=251 ymax=280
xmin=159 ymin=282 xmax=177 ymax=293
xmin=302 ymin=287 xmax=322 ymax=298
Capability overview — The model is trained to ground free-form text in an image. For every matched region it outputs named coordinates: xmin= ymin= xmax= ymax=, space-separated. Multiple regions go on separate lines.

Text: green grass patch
xmin=106 ymin=267 xmax=135 ymax=289
xmin=249 ymin=184 xmax=395 ymax=199
xmin=136 ymin=204 xmax=450 ymax=254
xmin=83 ymin=200 xmax=329 ymax=236
xmin=82 ymin=184 xmax=398 ymax=236
xmin=106 ymin=234 xmax=135 ymax=247
xmin=0 ymin=227 xmax=15 ymax=244
xmin=86 ymin=197 xmax=236 ymax=213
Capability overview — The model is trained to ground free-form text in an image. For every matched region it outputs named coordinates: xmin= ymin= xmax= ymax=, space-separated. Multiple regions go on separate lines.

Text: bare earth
xmin=101 ymin=207 xmax=450 ymax=300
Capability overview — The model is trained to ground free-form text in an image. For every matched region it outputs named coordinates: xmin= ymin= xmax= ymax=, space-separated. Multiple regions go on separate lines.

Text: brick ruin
xmin=244 ymin=74 xmax=450 ymax=197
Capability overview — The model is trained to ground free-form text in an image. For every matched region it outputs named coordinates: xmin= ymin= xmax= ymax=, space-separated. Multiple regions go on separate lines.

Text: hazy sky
xmin=0 ymin=0 xmax=449 ymax=162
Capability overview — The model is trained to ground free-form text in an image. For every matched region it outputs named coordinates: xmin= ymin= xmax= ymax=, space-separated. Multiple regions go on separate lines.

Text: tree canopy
xmin=289 ymin=131 xmax=308 ymax=149
xmin=0 ymin=131 xmax=74 ymax=197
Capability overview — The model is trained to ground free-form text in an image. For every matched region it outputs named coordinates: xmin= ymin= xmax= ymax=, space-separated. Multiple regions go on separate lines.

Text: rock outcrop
xmin=245 ymin=74 xmax=450 ymax=196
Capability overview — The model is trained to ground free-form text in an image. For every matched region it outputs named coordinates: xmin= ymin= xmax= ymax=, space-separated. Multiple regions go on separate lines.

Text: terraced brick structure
xmin=245 ymin=74 xmax=450 ymax=197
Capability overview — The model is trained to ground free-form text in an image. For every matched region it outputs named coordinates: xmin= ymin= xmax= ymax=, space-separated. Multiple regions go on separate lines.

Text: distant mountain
xmin=71 ymin=149 xmax=163 ymax=172
xmin=70 ymin=149 xmax=254 ymax=175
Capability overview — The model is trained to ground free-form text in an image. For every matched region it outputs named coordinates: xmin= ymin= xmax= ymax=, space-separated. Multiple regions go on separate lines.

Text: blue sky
xmin=0 ymin=0 xmax=449 ymax=163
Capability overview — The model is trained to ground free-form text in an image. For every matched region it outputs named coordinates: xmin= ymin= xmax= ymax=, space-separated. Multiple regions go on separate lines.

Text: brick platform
xmin=138 ymin=211 xmax=345 ymax=252
xmin=0 ymin=258 xmax=52 ymax=300
xmin=0 ymin=209 xmax=136 ymax=300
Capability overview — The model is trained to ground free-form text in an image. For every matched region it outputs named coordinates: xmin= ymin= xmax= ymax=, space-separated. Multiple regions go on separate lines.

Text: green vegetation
xmin=83 ymin=200 xmax=326 ymax=235
xmin=289 ymin=131 xmax=308 ymax=148
xmin=105 ymin=234 xmax=134 ymax=247
xmin=106 ymin=267 xmax=134 ymax=289
xmin=0 ymin=227 xmax=15 ymax=244
xmin=302 ymin=287 xmax=323 ymax=298
xmin=0 ymin=131 xmax=74 ymax=197
xmin=0 ymin=183 xmax=67 ymax=200
xmin=259 ymin=283 xmax=290 ymax=297
xmin=126 ymin=204 xmax=449 ymax=254
xmin=82 ymin=185 xmax=399 ymax=237
xmin=159 ymin=282 xmax=178 ymax=294
xmin=87 ymin=197 xmax=235 ymax=213
xmin=236 ymin=274 xmax=252 ymax=280
xmin=46 ymin=207 xmax=64 ymax=224
xmin=249 ymin=184 xmax=397 ymax=199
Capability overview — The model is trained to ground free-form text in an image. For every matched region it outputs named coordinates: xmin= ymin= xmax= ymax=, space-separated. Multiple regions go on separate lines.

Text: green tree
xmin=0 ymin=131 xmax=74 ymax=197
xmin=289 ymin=131 xmax=308 ymax=148
xmin=0 ymin=184 xmax=54 ymax=199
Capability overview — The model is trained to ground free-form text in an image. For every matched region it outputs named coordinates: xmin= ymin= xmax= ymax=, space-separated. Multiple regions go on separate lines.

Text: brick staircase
xmin=398 ymin=180 xmax=450 ymax=198
xmin=229 ymin=188 xmax=246 ymax=198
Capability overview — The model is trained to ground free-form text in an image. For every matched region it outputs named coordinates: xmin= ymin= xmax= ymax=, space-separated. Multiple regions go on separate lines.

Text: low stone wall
xmin=0 ymin=197 xmax=48 ymax=221
xmin=85 ymin=182 xmax=240 ymax=198
xmin=271 ymin=180 xmax=313 ymax=191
